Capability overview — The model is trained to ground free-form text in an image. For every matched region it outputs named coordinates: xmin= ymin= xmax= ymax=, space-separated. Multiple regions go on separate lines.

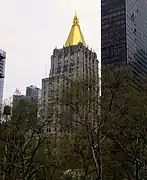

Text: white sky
xmin=0 ymin=0 xmax=101 ymax=100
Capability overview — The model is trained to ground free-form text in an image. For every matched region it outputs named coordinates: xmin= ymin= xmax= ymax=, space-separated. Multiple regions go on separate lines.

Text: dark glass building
xmin=26 ymin=85 xmax=41 ymax=101
xmin=101 ymin=0 xmax=147 ymax=83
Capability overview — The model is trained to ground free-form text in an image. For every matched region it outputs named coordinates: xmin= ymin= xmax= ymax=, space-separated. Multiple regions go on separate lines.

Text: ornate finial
xmin=75 ymin=10 xmax=77 ymax=16
xmin=73 ymin=11 xmax=79 ymax=25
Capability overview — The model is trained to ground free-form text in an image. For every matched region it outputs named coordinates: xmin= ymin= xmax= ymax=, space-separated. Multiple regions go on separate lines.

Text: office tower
xmin=41 ymin=13 xmax=99 ymax=134
xmin=0 ymin=49 xmax=6 ymax=110
xmin=26 ymin=85 xmax=41 ymax=101
xmin=101 ymin=0 xmax=147 ymax=83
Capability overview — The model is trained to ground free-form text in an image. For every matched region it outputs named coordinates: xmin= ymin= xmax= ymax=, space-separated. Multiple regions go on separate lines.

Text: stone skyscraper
xmin=0 ymin=49 xmax=6 ymax=111
xmin=42 ymin=14 xmax=99 ymax=134
xmin=101 ymin=0 xmax=147 ymax=84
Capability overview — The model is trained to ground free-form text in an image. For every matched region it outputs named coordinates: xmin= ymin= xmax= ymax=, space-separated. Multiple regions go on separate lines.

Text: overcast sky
xmin=0 ymin=0 xmax=100 ymax=100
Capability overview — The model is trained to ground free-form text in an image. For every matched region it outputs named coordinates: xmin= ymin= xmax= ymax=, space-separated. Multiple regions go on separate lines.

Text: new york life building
xmin=101 ymin=0 xmax=147 ymax=84
xmin=0 ymin=49 xmax=6 ymax=112
xmin=41 ymin=14 xmax=99 ymax=135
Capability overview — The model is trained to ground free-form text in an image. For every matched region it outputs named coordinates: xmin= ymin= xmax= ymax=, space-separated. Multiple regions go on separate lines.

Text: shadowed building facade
xmin=101 ymin=0 xmax=147 ymax=84
xmin=41 ymin=14 xmax=99 ymax=135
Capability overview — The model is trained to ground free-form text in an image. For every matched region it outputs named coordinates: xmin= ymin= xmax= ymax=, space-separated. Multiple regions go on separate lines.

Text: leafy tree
xmin=1 ymin=67 xmax=147 ymax=180
xmin=0 ymin=99 xmax=56 ymax=180
xmin=58 ymin=67 xmax=147 ymax=180
xmin=102 ymin=67 xmax=147 ymax=179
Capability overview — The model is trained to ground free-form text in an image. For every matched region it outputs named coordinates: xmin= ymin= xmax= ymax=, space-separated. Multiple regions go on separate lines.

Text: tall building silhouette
xmin=0 ymin=49 xmax=6 ymax=110
xmin=101 ymin=0 xmax=147 ymax=83
xmin=41 ymin=13 xmax=99 ymax=134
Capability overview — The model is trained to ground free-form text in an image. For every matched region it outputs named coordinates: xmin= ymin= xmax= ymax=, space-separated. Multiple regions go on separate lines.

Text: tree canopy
xmin=0 ymin=67 xmax=147 ymax=179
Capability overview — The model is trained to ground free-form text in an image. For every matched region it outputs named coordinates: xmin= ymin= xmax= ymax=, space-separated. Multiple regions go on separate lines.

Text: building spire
xmin=65 ymin=12 xmax=86 ymax=47
xmin=73 ymin=11 xmax=79 ymax=25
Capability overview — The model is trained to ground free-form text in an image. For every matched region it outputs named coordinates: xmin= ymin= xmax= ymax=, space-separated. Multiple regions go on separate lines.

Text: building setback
xmin=0 ymin=49 xmax=6 ymax=110
xmin=101 ymin=0 xmax=147 ymax=83
xmin=41 ymin=14 xmax=99 ymax=135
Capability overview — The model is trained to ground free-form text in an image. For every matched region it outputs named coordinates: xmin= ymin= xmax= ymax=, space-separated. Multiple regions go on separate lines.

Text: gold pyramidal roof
xmin=65 ymin=13 xmax=86 ymax=47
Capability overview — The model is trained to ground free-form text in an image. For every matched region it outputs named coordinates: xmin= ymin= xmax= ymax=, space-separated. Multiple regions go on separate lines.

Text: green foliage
xmin=102 ymin=67 xmax=147 ymax=179
xmin=0 ymin=67 xmax=147 ymax=179
xmin=11 ymin=99 xmax=38 ymax=130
